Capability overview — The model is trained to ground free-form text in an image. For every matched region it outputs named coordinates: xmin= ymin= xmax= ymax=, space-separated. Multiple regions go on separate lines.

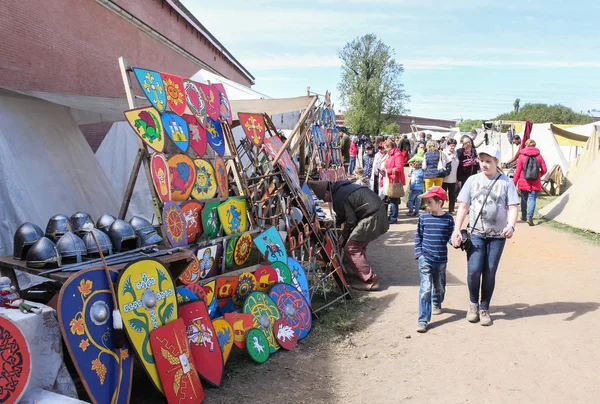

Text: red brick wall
xmin=80 ymin=122 xmax=114 ymax=152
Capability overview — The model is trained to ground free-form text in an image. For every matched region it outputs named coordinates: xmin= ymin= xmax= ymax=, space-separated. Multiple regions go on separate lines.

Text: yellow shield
xmin=217 ymin=198 xmax=248 ymax=236
xmin=123 ymin=106 xmax=165 ymax=152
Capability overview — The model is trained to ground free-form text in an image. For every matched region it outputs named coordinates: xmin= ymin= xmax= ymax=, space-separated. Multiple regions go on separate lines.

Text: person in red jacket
xmin=513 ymin=139 xmax=547 ymax=226
xmin=379 ymin=139 xmax=406 ymax=224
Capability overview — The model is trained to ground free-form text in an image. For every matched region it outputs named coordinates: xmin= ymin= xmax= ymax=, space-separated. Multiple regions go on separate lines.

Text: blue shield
xmin=132 ymin=67 xmax=167 ymax=113
xmin=253 ymin=226 xmax=287 ymax=264
xmin=287 ymin=257 xmax=310 ymax=305
xmin=161 ymin=112 xmax=190 ymax=152
xmin=205 ymin=117 xmax=225 ymax=156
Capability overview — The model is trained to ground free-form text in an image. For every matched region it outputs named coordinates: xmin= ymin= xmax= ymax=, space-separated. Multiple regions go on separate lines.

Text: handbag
xmin=387 ymin=180 xmax=405 ymax=198
xmin=436 ymin=151 xmax=451 ymax=178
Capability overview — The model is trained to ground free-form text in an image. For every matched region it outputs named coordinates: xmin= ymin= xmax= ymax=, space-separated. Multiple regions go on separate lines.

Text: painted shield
xmin=196 ymin=245 xmax=221 ymax=279
xmin=178 ymin=301 xmax=223 ymax=387
xmin=238 ymin=113 xmax=265 ymax=147
xmin=160 ymin=73 xmax=187 ymax=116
xmin=191 ymin=159 xmax=217 ymax=201
xmin=151 ymin=153 xmax=171 ymax=203
xmin=214 ymin=157 xmax=229 ymax=197
xmin=201 ymin=201 xmax=221 ymax=239
xmin=177 ymin=287 xmax=198 ymax=305
xmin=233 ymin=272 xmax=256 ymax=307
xmin=180 ymin=201 xmax=203 ymax=243
xmin=132 ymin=67 xmax=166 ymax=113
xmin=183 ymin=80 xmax=207 ymax=128
xmin=213 ymin=83 xmax=232 ymax=125
xmin=253 ymin=265 xmax=278 ymax=293
xmin=216 ymin=277 xmax=239 ymax=308
xmin=324 ymin=233 xmax=349 ymax=288
xmin=199 ymin=83 xmax=220 ymax=120
xmin=287 ymin=257 xmax=311 ymax=304
xmin=205 ymin=117 xmax=226 ymax=156
xmin=273 ymin=318 xmax=298 ymax=351
xmin=58 ymin=268 xmax=133 ymax=404
xmin=271 ymin=261 xmax=293 ymax=285
xmin=162 ymin=201 xmax=188 ymax=248
xmin=225 ymin=235 xmax=239 ymax=268
xmin=246 ymin=328 xmax=269 ymax=364
xmin=124 ymin=106 xmax=165 ymax=152
xmin=0 ymin=317 xmax=31 ymax=404
xmin=201 ymin=280 xmax=219 ymax=318
xmin=178 ymin=253 xmax=201 ymax=285
xmin=183 ymin=114 xmax=208 ymax=158
xmin=264 ymin=135 xmax=300 ymax=189
xmin=150 ymin=319 xmax=204 ymax=404
xmin=253 ymin=226 xmax=287 ymax=264
xmin=224 ymin=312 xmax=253 ymax=349
xmin=243 ymin=291 xmax=281 ymax=353
xmin=212 ymin=319 xmax=234 ymax=364
xmin=234 ymin=233 xmax=253 ymax=266
xmin=116 ymin=259 xmax=177 ymax=393
xmin=161 ymin=112 xmax=189 ymax=152
xmin=301 ymin=182 xmax=316 ymax=218
xmin=269 ymin=283 xmax=312 ymax=340
xmin=217 ymin=198 xmax=248 ymax=236
xmin=168 ymin=154 xmax=195 ymax=201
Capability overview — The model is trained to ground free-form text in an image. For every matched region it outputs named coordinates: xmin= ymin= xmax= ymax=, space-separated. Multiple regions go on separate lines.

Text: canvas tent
xmin=529 ymin=123 xmax=570 ymax=181
xmin=564 ymin=124 xmax=600 ymax=185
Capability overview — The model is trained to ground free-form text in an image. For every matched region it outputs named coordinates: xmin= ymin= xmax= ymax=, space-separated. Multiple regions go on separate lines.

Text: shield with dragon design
xmin=253 ymin=226 xmax=287 ymax=264
xmin=217 ymin=198 xmax=248 ymax=236
xmin=178 ymin=253 xmax=201 ymax=285
xmin=269 ymin=283 xmax=312 ymax=340
xmin=178 ymin=301 xmax=223 ymax=387
xmin=196 ymin=244 xmax=221 ymax=279
xmin=243 ymin=291 xmax=281 ymax=353
xmin=223 ymin=312 xmax=253 ymax=349
xmin=233 ymin=271 xmax=256 ymax=307
xmin=161 ymin=112 xmax=189 ymax=153
xmin=234 ymin=233 xmax=253 ymax=266
xmin=205 ymin=117 xmax=226 ymax=156
xmin=191 ymin=159 xmax=217 ymax=201
xmin=214 ymin=157 xmax=229 ymax=197
xmin=116 ymin=259 xmax=177 ymax=393
xmin=253 ymin=265 xmax=278 ymax=293
xmin=151 ymin=153 xmax=171 ymax=203
xmin=246 ymin=328 xmax=270 ymax=363
xmin=183 ymin=114 xmax=208 ymax=158
xmin=159 ymin=72 xmax=187 ymax=116
xmin=162 ymin=201 xmax=188 ymax=248
xmin=215 ymin=276 xmax=238 ymax=308
xmin=124 ymin=106 xmax=164 ymax=152
xmin=183 ymin=80 xmax=207 ymax=128
xmin=224 ymin=235 xmax=239 ymax=268
xmin=212 ymin=83 xmax=232 ymax=125
xmin=287 ymin=257 xmax=310 ymax=305
xmin=238 ymin=113 xmax=265 ymax=147
xmin=212 ymin=318 xmax=234 ymax=364
xmin=150 ymin=319 xmax=204 ymax=404
xmin=58 ymin=268 xmax=134 ymax=403
xmin=0 ymin=317 xmax=31 ymax=404
xmin=201 ymin=201 xmax=221 ymax=239
xmin=198 ymin=83 xmax=220 ymax=120
xmin=180 ymin=201 xmax=202 ymax=243
xmin=273 ymin=318 xmax=298 ymax=351
xmin=168 ymin=154 xmax=195 ymax=201
xmin=132 ymin=67 xmax=167 ymax=113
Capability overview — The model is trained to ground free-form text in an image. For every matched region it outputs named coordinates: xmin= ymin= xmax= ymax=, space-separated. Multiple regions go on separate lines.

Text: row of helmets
xmin=13 ymin=212 xmax=163 ymax=268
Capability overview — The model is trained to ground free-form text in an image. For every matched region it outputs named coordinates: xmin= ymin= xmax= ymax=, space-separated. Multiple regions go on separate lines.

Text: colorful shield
xmin=301 ymin=183 xmax=316 ymax=218
xmin=271 ymin=261 xmax=293 ymax=285
xmin=178 ymin=254 xmax=201 ymax=285
xmin=234 ymin=233 xmax=253 ymax=266
xmin=199 ymin=84 xmax=220 ymax=120
xmin=214 ymin=157 xmax=229 ymax=197
xmin=216 ymin=277 xmax=239 ymax=308
xmin=124 ymin=106 xmax=165 ymax=152
xmin=183 ymin=114 xmax=208 ymax=158
xmin=185 ymin=283 xmax=205 ymax=301
xmin=224 ymin=312 xmax=253 ymax=349
xmin=253 ymin=265 xmax=278 ymax=293
xmin=180 ymin=201 xmax=203 ymax=243
xmin=324 ymin=233 xmax=349 ymax=288
xmin=161 ymin=112 xmax=189 ymax=152
xmin=150 ymin=319 xmax=204 ymax=404
xmin=264 ymin=135 xmax=300 ymax=189
xmin=191 ymin=159 xmax=217 ymax=201
xmin=233 ymin=272 xmax=256 ymax=307
xmin=269 ymin=283 xmax=312 ymax=340
xmin=162 ymin=201 xmax=188 ymax=248
xmin=212 ymin=318 xmax=234 ymax=364
xmin=183 ymin=80 xmax=207 ymax=128
xmin=201 ymin=201 xmax=221 ymax=239
xmin=0 ymin=317 xmax=32 ymax=404
xmin=151 ymin=153 xmax=171 ymax=203
xmin=178 ymin=301 xmax=223 ymax=387
xmin=201 ymin=280 xmax=218 ymax=318
xmin=132 ymin=67 xmax=166 ymax=113
xmin=246 ymin=328 xmax=270 ymax=364
xmin=273 ymin=318 xmax=299 ymax=351
xmin=224 ymin=235 xmax=239 ymax=268
xmin=238 ymin=113 xmax=265 ymax=147
xmin=287 ymin=257 xmax=310 ymax=304
xmin=168 ymin=154 xmax=195 ymax=201
xmin=253 ymin=226 xmax=287 ymax=264
xmin=205 ymin=117 xmax=226 ymax=156
xmin=217 ymin=198 xmax=248 ymax=236
xmin=116 ymin=259 xmax=177 ymax=393
xmin=177 ymin=287 xmax=198 ymax=305
xmin=243 ymin=291 xmax=281 ymax=353
xmin=159 ymin=72 xmax=187 ymax=116
xmin=196 ymin=245 xmax=220 ymax=279
xmin=213 ymin=83 xmax=232 ymax=125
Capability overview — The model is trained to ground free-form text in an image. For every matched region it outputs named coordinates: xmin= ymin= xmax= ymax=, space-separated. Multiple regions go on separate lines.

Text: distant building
xmin=335 ymin=112 xmax=456 ymax=133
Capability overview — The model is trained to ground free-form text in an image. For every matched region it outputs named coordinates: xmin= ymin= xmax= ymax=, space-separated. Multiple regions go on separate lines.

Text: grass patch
xmin=309 ymin=294 xmax=367 ymax=341
xmin=534 ymin=195 xmax=600 ymax=245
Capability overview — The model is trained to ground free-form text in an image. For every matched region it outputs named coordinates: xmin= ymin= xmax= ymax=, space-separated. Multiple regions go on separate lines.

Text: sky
xmin=181 ymin=0 xmax=600 ymax=121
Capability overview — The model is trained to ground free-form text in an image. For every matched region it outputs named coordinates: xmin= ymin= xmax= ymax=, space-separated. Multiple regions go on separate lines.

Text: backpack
xmin=523 ymin=155 xmax=540 ymax=180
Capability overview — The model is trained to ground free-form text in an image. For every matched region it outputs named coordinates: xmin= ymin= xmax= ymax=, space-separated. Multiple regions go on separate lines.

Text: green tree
xmin=513 ymin=98 xmax=520 ymax=113
xmin=380 ymin=122 xmax=400 ymax=136
xmin=457 ymin=119 xmax=483 ymax=132
xmin=495 ymin=103 xmax=593 ymax=124
xmin=338 ymin=34 xmax=409 ymax=136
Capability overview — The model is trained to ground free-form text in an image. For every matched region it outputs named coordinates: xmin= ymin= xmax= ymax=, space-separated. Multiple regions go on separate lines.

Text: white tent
xmin=529 ymin=123 xmax=570 ymax=181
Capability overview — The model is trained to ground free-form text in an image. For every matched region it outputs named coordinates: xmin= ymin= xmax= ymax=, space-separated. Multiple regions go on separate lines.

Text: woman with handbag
xmin=380 ymin=139 xmax=405 ymax=224
xmin=422 ymin=140 xmax=448 ymax=191
xmin=452 ymin=146 xmax=519 ymax=326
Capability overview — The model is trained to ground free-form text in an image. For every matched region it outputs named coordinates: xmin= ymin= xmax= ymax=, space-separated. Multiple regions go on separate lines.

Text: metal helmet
xmin=108 ymin=219 xmax=140 ymax=252
xmin=56 ymin=232 xmax=87 ymax=264
xmin=13 ymin=222 xmax=44 ymax=260
xmin=26 ymin=237 xmax=61 ymax=268
xmin=45 ymin=214 xmax=71 ymax=242
xmin=129 ymin=216 xmax=163 ymax=247
xmin=83 ymin=229 xmax=113 ymax=256
xmin=96 ymin=214 xmax=117 ymax=233
xmin=70 ymin=212 xmax=94 ymax=235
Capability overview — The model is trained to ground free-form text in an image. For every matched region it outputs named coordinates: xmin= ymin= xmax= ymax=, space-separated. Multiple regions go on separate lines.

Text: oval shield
xmin=183 ymin=114 xmax=208 ymax=158
xmin=132 ymin=67 xmax=167 ymax=113
xmin=217 ymin=198 xmax=248 ymax=236
xmin=225 ymin=235 xmax=239 ymax=268
xmin=246 ymin=328 xmax=270 ymax=363
xmin=0 ymin=317 xmax=32 ymax=404
xmin=168 ymin=154 xmax=195 ymax=201
xmin=151 ymin=153 xmax=171 ymax=203
xmin=191 ymin=159 xmax=217 ymax=201
xmin=271 ymin=261 xmax=293 ymax=285
xmin=201 ymin=201 xmax=221 ymax=239
xmin=161 ymin=112 xmax=189 ymax=153
xmin=214 ymin=157 xmax=229 ymax=197
xmin=180 ymin=201 xmax=203 ymax=244
xmin=212 ymin=318 xmax=234 ymax=364
xmin=159 ymin=73 xmax=187 ymax=116
xmin=124 ymin=106 xmax=165 ymax=152
xmin=183 ymin=80 xmax=207 ymax=128
xmin=234 ymin=233 xmax=253 ymax=266
xmin=243 ymin=291 xmax=281 ymax=353
xmin=205 ymin=117 xmax=225 ymax=156
xmin=269 ymin=283 xmax=312 ymax=340
xmin=233 ymin=272 xmax=256 ymax=307
xmin=162 ymin=201 xmax=188 ymax=248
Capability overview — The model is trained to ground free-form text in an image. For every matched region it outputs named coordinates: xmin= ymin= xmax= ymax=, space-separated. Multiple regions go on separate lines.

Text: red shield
xmin=324 ymin=234 xmax=349 ymax=288
xmin=150 ymin=319 xmax=204 ymax=403
xmin=180 ymin=201 xmax=203 ymax=243
xmin=151 ymin=153 xmax=171 ymax=203
xmin=253 ymin=265 xmax=278 ymax=293
xmin=199 ymin=83 xmax=220 ymax=120
xmin=214 ymin=157 xmax=229 ymax=197
xmin=160 ymin=73 xmax=187 ymax=116
xmin=238 ymin=113 xmax=265 ymax=147
xmin=223 ymin=313 xmax=253 ymax=349
xmin=182 ymin=114 xmax=208 ymax=158
xmin=178 ymin=254 xmax=201 ymax=285
xmin=273 ymin=318 xmax=298 ymax=351
xmin=215 ymin=276 xmax=239 ymax=308
xmin=168 ymin=154 xmax=196 ymax=201
xmin=0 ymin=317 xmax=32 ymax=404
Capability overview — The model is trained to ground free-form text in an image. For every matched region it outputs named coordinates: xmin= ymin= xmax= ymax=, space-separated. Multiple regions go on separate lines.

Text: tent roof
xmin=230 ymin=96 xmax=317 ymax=118
xmin=551 ymin=124 xmax=590 ymax=146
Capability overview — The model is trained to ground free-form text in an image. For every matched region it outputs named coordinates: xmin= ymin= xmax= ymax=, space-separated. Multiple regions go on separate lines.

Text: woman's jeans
xmin=408 ymin=190 xmax=421 ymax=214
xmin=349 ymin=156 xmax=356 ymax=174
xmin=389 ymin=197 xmax=400 ymax=221
xmin=418 ymin=256 xmax=446 ymax=323
xmin=520 ymin=190 xmax=537 ymax=219
xmin=467 ymin=235 xmax=506 ymax=311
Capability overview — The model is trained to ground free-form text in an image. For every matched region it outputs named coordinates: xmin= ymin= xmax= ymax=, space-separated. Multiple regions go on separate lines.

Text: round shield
xmin=271 ymin=261 xmax=293 ymax=285
xmin=212 ymin=318 xmax=234 ymax=364
xmin=225 ymin=235 xmax=239 ymax=268
xmin=234 ymin=233 xmax=253 ymax=266
xmin=168 ymin=154 xmax=196 ymax=201
xmin=214 ymin=157 xmax=229 ymax=197
xmin=253 ymin=265 xmax=278 ymax=293
xmin=273 ymin=318 xmax=299 ymax=351
xmin=245 ymin=328 xmax=270 ymax=364
xmin=233 ymin=272 xmax=256 ymax=307
xmin=0 ymin=317 xmax=32 ymax=404
xmin=178 ymin=253 xmax=201 ymax=285
xmin=191 ymin=159 xmax=217 ymax=201
xmin=243 ymin=291 xmax=281 ymax=353
xmin=287 ymin=257 xmax=311 ymax=305
xmin=269 ymin=283 xmax=312 ymax=340
xmin=180 ymin=201 xmax=203 ymax=243
xmin=162 ymin=201 xmax=188 ymax=247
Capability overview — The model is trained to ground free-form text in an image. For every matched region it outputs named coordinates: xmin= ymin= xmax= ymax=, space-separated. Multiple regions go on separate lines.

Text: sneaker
xmin=479 ymin=310 xmax=493 ymax=326
xmin=416 ymin=322 xmax=428 ymax=333
xmin=467 ymin=303 xmax=480 ymax=323
xmin=432 ymin=305 xmax=443 ymax=315
xmin=527 ymin=217 xmax=534 ymax=226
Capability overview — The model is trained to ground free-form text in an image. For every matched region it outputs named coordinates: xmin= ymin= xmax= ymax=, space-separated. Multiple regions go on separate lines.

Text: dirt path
xmin=203 ymin=208 xmax=600 ymax=404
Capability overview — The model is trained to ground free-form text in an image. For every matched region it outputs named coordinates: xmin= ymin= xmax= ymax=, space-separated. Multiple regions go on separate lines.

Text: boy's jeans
xmin=418 ymin=256 xmax=447 ymax=323
xmin=520 ymin=190 xmax=537 ymax=219
xmin=349 ymin=156 xmax=356 ymax=174
xmin=408 ymin=189 xmax=421 ymax=214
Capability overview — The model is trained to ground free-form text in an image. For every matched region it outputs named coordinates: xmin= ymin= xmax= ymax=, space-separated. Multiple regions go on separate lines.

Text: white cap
xmin=477 ymin=145 xmax=500 ymax=160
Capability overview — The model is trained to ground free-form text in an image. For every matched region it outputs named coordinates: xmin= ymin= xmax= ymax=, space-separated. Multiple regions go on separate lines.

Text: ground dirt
xmin=196 ymin=205 xmax=600 ymax=404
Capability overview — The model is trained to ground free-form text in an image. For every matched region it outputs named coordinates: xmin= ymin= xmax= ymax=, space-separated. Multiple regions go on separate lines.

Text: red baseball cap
xmin=419 ymin=186 xmax=448 ymax=201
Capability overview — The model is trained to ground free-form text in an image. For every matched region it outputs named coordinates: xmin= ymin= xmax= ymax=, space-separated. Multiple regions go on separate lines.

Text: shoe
xmin=406 ymin=211 xmax=413 ymax=216
xmin=432 ymin=305 xmax=443 ymax=315
xmin=479 ymin=310 xmax=493 ymax=326
xmin=389 ymin=220 xmax=398 ymax=224
xmin=416 ymin=322 xmax=428 ymax=333
xmin=413 ymin=212 xmax=419 ymax=217
xmin=467 ymin=303 xmax=480 ymax=323
xmin=351 ymin=276 xmax=380 ymax=291
xmin=527 ymin=217 xmax=534 ymax=226
xmin=521 ymin=216 xmax=526 ymax=222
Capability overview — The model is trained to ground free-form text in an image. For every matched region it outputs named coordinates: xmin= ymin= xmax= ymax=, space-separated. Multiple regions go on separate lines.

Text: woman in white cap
xmin=452 ymin=145 xmax=519 ymax=326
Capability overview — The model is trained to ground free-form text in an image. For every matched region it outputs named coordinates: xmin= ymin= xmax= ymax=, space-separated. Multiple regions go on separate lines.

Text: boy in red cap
xmin=414 ymin=186 xmax=455 ymax=333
